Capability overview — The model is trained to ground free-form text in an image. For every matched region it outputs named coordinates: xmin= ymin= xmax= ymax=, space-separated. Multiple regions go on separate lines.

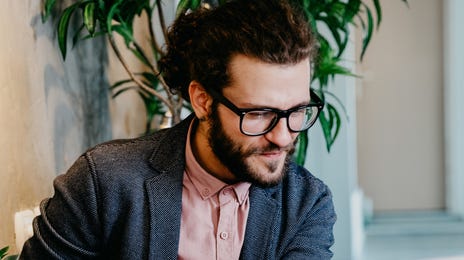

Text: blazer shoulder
xmin=280 ymin=163 xmax=334 ymax=212
xmin=81 ymin=116 xmax=192 ymax=182
xmin=86 ymin=133 xmax=160 ymax=162
xmin=288 ymin=163 xmax=330 ymax=193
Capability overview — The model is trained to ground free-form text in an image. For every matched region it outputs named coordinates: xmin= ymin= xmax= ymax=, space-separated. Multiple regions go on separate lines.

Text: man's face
xmin=207 ymin=55 xmax=311 ymax=187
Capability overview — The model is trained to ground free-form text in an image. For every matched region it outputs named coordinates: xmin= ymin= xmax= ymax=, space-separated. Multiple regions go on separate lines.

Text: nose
xmin=264 ymin=118 xmax=296 ymax=148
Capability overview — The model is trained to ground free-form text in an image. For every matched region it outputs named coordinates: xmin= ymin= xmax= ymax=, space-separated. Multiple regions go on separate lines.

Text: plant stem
xmin=144 ymin=5 xmax=179 ymax=119
xmin=108 ymin=35 xmax=176 ymax=117
xmin=147 ymin=9 xmax=164 ymax=56
xmin=156 ymin=0 xmax=169 ymax=44
xmin=132 ymin=41 xmax=156 ymax=72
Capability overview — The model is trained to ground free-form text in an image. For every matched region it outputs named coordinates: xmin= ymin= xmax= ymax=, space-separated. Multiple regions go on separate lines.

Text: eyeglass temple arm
xmin=207 ymin=88 xmax=243 ymax=115
xmin=310 ymin=89 xmax=324 ymax=107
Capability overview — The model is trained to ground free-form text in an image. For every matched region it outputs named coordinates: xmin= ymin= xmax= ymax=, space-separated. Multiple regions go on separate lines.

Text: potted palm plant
xmin=42 ymin=0 xmax=407 ymax=165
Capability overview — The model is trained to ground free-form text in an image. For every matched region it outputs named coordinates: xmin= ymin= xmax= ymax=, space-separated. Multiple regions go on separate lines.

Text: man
xmin=21 ymin=0 xmax=336 ymax=259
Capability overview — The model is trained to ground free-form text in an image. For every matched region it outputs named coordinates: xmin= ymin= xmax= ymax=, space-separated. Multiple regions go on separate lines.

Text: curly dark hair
xmin=158 ymin=0 xmax=316 ymax=102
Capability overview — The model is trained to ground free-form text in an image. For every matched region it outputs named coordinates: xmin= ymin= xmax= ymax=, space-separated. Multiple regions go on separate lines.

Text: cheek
xmin=217 ymin=106 xmax=242 ymax=135
xmin=291 ymin=132 xmax=300 ymax=142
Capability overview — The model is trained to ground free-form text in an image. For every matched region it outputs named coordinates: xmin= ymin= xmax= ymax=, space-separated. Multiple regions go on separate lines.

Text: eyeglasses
xmin=208 ymin=89 xmax=324 ymax=136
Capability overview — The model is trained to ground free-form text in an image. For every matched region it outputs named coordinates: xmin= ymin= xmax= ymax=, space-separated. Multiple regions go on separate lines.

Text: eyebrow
xmin=238 ymin=100 xmax=311 ymax=110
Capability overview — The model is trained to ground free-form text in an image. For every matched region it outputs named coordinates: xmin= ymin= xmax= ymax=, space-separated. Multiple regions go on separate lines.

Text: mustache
xmin=250 ymin=141 xmax=296 ymax=155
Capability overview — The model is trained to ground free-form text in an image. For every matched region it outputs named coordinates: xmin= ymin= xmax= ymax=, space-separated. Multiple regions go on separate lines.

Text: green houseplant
xmin=0 ymin=246 xmax=8 ymax=259
xmin=0 ymin=246 xmax=17 ymax=260
xmin=42 ymin=0 xmax=406 ymax=165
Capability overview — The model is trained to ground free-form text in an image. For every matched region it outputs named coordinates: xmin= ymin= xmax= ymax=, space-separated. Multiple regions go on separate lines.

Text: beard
xmin=207 ymin=107 xmax=296 ymax=187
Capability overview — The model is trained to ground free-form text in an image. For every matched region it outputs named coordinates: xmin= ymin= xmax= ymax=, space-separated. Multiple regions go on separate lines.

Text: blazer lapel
xmin=145 ymin=116 xmax=193 ymax=259
xmin=240 ymin=185 xmax=281 ymax=259
xmin=146 ymin=172 xmax=183 ymax=259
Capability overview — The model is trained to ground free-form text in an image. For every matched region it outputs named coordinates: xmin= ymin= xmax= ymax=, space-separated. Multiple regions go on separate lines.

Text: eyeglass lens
xmin=241 ymin=106 xmax=318 ymax=135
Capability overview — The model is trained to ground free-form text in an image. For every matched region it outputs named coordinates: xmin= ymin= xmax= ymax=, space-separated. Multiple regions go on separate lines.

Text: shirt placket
xmin=216 ymin=187 xmax=238 ymax=260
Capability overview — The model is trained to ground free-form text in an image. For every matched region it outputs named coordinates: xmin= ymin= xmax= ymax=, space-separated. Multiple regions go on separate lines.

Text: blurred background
xmin=1 ymin=0 xmax=463 ymax=259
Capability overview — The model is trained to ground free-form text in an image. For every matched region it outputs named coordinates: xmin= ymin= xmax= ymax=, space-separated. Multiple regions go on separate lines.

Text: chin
xmin=245 ymin=156 xmax=288 ymax=187
xmin=249 ymin=173 xmax=284 ymax=188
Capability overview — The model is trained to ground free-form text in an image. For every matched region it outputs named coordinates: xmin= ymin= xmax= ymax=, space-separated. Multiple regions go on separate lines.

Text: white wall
xmin=444 ymin=0 xmax=464 ymax=217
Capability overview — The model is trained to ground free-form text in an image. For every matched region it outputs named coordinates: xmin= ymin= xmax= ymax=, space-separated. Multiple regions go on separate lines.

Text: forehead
xmin=224 ymin=54 xmax=311 ymax=108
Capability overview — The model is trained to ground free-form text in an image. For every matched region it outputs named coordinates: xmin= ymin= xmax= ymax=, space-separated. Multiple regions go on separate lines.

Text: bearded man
xmin=21 ymin=0 xmax=336 ymax=259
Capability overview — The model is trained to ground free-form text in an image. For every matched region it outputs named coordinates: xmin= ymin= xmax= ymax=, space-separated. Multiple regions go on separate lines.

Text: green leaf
xmin=139 ymin=92 xmax=165 ymax=134
xmin=0 ymin=246 xmax=9 ymax=258
xmin=360 ymin=3 xmax=374 ymax=61
xmin=319 ymin=16 xmax=343 ymax=47
xmin=110 ymin=79 xmax=133 ymax=90
xmin=402 ymin=0 xmax=410 ymax=8
xmin=42 ymin=0 xmax=56 ymax=22
xmin=83 ymin=2 xmax=97 ymax=36
xmin=312 ymin=38 xmax=355 ymax=89
xmin=107 ymin=0 xmax=124 ymax=34
xmin=140 ymin=72 xmax=160 ymax=88
xmin=130 ymin=46 xmax=151 ymax=68
xmin=294 ymin=130 xmax=309 ymax=166
xmin=372 ymin=0 xmax=382 ymax=27
xmin=344 ymin=0 xmax=362 ymax=23
xmin=57 ymin=2 xmax=82 ymax=59
xmin=190 ymin=0 xmax=201 ymax=10
xmin=305 ymin=11 xmax=317 ymax=33
xmin=118 ymin=0 xmax=148 ymax=24
xmin=320 ymin=16 xmax=348 ymax=57
xmin=176 ymin=0 xmax=191 ymax=17
xmin=318 ymin=103 xmax=341 ymax=152
xmin=71 ymin=24 xmax=85 ymax=47
xmin=97 ymin=0 xmax=105 ymax=11
xmin=112 ymin=86 xmax=139 ymax=98
xmin=322 ymin=90 xmax=350 ymax=121
xmin=112 ymin=24 xmax=134 ymax=47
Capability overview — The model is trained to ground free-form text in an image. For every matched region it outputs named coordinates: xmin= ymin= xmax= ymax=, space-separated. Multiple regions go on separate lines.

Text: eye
xmin=245 ymin=111 xmax=275 ymax=120
xmin=290 ymin=108 xmax=306 ymax=117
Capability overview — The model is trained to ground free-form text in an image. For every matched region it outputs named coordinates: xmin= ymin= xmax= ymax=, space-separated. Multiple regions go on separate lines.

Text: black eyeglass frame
xmin=208 ymin=88 xmax=324 ymax=136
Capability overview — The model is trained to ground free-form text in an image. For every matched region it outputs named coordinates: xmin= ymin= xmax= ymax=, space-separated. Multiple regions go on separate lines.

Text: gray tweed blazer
xmin=20 ymin=115 xmax=336 ymax=259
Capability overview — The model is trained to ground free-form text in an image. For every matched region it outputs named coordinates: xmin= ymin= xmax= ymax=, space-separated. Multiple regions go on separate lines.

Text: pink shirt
xmin=178 ymin=122 xmax=251 ymax=260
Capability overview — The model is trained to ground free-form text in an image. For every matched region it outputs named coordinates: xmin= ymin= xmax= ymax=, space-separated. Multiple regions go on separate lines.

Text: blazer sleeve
xmin=281 ymin=184 xmax=336 ymax=259
xmin=19 ymin=154 xmax=102 ymax=259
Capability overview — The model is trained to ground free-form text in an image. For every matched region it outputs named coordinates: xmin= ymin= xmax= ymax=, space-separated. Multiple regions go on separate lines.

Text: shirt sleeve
xmin=19 ymin=154 xmax=102 ymax=259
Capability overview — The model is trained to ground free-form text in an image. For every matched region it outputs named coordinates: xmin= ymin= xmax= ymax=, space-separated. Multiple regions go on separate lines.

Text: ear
xmin=188 ymin=81 xmax=213 ymax=120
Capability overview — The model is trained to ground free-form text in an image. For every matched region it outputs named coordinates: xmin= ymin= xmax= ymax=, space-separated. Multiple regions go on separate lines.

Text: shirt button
xmin=220 ymin=231 xmax=229 ymax=240
xmin=201 ymin=188 xmax=210 ymax=197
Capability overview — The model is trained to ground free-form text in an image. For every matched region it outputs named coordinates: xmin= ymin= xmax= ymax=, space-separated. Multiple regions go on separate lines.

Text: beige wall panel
xmin=357 ymin=0 xmax=444 ymax=211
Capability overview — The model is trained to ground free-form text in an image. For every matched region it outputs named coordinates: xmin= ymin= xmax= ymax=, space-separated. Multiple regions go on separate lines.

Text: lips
xmin=258 ymin=150 xmax=286 ymax=159
xmin=251 ymin=143 xmax=294 ymax=159
xmin=262 ymin=150 xmax=282 ymax=155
